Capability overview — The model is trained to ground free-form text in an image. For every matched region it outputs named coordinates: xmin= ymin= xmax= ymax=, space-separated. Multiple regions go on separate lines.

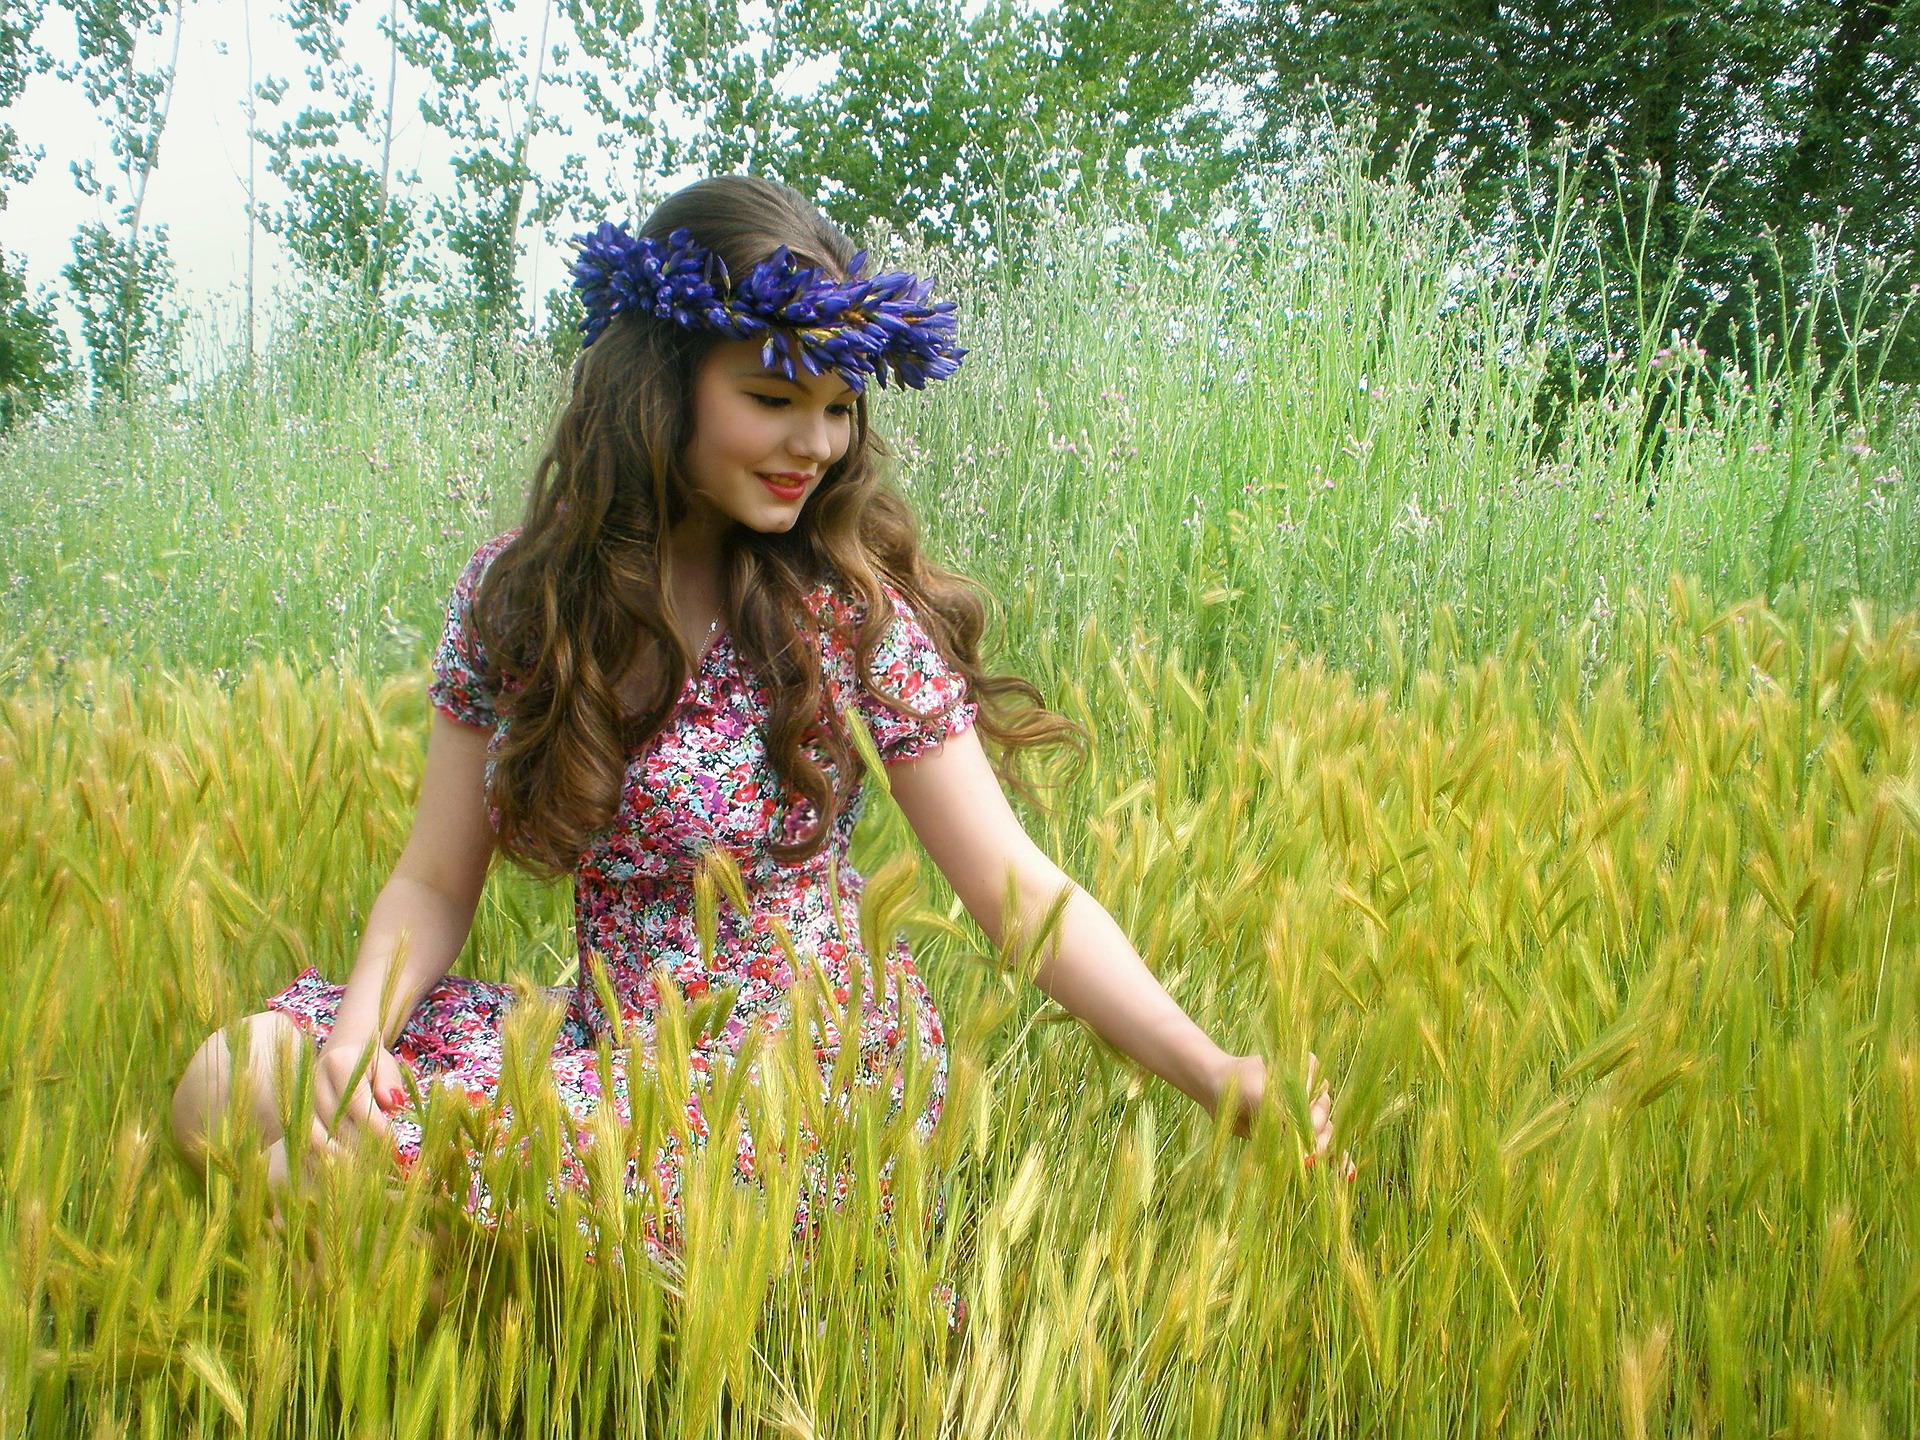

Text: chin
xmin=743 ymin=509 xmax=804 ymax=534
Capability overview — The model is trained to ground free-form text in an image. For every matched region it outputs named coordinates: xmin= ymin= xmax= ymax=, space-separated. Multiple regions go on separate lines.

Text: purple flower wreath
xmin=568 ymin=223 xmax=966 ymax=391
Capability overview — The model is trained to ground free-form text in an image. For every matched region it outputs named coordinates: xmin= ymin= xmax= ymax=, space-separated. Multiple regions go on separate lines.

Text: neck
xmin=665 ymin=502 xmax=730 ymax=584
xmin=663 ymin=503 xmax=731 ymax=632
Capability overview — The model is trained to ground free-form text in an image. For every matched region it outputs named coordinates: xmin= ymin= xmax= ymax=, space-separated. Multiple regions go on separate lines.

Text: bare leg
xmin=170 ymin=1011 xmax=308 ymax=1175
xmin=265 ymin=1137 xmax=294 ymax=1190
xmin=174 ymin=1016 xmax=443 ymax=1310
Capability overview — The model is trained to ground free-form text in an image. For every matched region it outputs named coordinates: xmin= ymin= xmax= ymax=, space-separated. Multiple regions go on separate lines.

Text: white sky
xmin=5 ymin=0 xmax=1017 ymax=376
xmin=3 ymin=0 xmax=1021 ymax=378
xmin=4 ymin=0 xmax=695 ymax=372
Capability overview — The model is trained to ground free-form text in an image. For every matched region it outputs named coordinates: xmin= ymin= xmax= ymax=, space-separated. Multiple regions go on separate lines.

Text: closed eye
xmin=749 ymin=392 xmax=856 ymax=418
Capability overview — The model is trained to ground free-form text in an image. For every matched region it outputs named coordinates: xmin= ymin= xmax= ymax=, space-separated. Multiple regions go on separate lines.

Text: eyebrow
xmin=731 ymin=364 xmax=856 ymax=402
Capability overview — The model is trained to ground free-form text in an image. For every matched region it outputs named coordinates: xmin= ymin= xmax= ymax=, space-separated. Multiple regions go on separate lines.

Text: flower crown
xmin=567 ymin=222 xmax=966 ymax=392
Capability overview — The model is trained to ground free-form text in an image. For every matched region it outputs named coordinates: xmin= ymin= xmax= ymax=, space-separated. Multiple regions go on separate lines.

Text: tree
xmin=559 ymin=0 xmax=661 ymax=218
xmin=59 ymin=0 xmax=191 ymax=401
xmin=63 ymin=220 xmax=181 ymax=397
xmin=397 ymin=0 xmax=572 ymax=333
xmin=0 ymin=256 xmax=72 ymax=429
xmin=569 ymin=0 xmax=1227 ymax=255
xmin=1219 ymin=0 xmax=1920 ymax=382
xmin=0 ymin=0 xmax=73 ymax=428
xmin=1 ymin=0 xmax=51 ymax=197
xmin=254 ymin=0 xmax=585 ymax=337
xmin=238 ymin=0 xmax=259 ymax=361
xmin=255 ymin=0 xmax=418 ymax=304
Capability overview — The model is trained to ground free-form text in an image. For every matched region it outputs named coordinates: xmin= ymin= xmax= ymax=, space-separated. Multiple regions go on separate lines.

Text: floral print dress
xmin=265 ymin=528 xmax=976 ymax=1319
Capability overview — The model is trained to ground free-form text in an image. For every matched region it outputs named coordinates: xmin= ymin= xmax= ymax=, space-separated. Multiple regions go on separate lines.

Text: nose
xmin=789 ymin=406 xmax=835 ymax=464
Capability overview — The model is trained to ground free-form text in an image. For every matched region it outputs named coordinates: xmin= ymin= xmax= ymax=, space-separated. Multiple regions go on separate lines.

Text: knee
xmin=171 ymin=1012 xmax=301 ymax=1161
xmin=171 ymin=1027 xmax=232 ymax=1161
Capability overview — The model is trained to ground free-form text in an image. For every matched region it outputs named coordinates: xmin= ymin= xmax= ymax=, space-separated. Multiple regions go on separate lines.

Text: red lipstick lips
xmin=758 ymin=472 xmax=811 ymax=500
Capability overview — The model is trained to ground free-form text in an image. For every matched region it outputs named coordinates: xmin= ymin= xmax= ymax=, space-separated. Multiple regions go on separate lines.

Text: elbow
xmin=962 ymin=850 xmax=1076 ymax=950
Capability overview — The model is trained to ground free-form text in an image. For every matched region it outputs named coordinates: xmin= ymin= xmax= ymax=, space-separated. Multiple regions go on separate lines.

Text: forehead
xmin=712 ymin=338 xmax=856 ymax=400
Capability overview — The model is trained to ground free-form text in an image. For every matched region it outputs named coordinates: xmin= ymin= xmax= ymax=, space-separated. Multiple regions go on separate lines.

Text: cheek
xmin=686 ymin=394 xmax=730 ymax=471
xmin=696 ymin=398 xmax=772 ymax=470
xmin=742 ymin=403 xmax=796 ymax=457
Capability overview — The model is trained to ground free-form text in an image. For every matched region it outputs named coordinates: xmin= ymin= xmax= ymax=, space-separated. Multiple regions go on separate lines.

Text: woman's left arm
xmin=886 ymin=726 xmax=1330 ymax=1148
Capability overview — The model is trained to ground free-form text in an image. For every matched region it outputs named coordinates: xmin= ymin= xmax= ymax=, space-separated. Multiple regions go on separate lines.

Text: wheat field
xmin=3 ymin=577 xmax=1917 ymax=1434
xmin=3 ymin=144 xmax=1918 ymax=1435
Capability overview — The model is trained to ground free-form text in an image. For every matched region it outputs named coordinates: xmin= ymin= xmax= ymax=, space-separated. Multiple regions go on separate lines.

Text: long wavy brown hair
xmin=468 ymin=175 xmax=1087 ymax=881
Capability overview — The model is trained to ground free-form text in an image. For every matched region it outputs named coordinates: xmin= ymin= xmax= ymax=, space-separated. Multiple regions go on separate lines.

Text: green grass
xmin=2 ymin=142 xmax=1919 ymax=1435
xmin=5 ymin=143 xmax=1915 ymax=695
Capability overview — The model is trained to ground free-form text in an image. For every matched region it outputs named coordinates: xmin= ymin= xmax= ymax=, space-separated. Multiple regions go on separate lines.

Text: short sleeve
xmin=850 ymin=584 xmax=978 ymax=764
xmin=427 ymin=530 xmax=518 ymax=730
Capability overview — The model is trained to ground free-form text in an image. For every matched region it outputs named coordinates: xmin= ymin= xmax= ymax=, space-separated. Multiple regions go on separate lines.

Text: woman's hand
xmin=1213 ymin=1052 xmax=1354 ymax=1178
xmin=310 ymin=1032 xmax=409 ymax=1163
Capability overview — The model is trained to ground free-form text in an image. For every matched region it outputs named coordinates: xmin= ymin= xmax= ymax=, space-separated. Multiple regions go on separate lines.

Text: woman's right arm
xmin=310 ymin=712 xmax=497 ymax=1151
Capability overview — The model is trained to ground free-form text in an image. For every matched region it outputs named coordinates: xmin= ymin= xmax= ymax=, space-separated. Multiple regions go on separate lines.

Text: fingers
xmin=372 ymin=1051 xmax=411 ymax=1116
xmin=1300 ymin=1051 xmax=1347 ymax=1177
xmin=1309 ymin=1085 xmax=1332 ymax=1150
xmin=313 ymin=1044 xmax=407 ymax=1154
xmin=309 ymin=1081 xmax=372 ymax=1162
xmin=1227 ymin=1050 xmax=1354 ymax=1181
xmin=308 ymin=1113 xmax=349 ymax=1166
xmin=1305 ymin=1053 xmax=1332 ymax=1156
xmin=341 ymin=1074 xmax=393 ymax=1138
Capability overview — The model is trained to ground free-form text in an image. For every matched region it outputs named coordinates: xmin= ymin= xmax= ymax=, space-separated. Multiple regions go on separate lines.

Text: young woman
xmin=169 ymin=174 xmax=1338 ymax=1321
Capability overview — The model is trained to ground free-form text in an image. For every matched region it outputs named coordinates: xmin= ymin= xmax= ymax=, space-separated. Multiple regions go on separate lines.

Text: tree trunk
xmin=374 ymin=0 xmax=400 ymax=299
xmin=121 ymin=0 xmax=186 ymax=400
xmin=243 ymin=0 xmax=256 ymax=365
xmin=499 ymin=0 xmax=554 ymax=330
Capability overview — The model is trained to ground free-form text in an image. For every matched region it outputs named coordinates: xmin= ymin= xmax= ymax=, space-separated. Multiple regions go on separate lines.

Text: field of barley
xmin=3 ymin=151 xmax=1919 ymax=1436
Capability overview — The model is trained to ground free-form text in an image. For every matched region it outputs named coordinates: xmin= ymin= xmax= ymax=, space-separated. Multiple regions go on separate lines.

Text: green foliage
xmin=0 ymin=251 xmax=72 ymax=429
xmin=22 ymin=0 xmax=1919 ymax=406
xmin=537 ymin=277 xmax=583 ymax=366
xmin=250 ymin=0 xmax=578 ymax=331
xmin=0 ymin=278 xmax=548 ymax=685
xmin=555 ymin=0 xmax=657 ymax=216
xmin=55 ymin=0 xmax=189 ymax=403
xmin=396 ymin=0 xmax=574 ymax=332
xmin=263 ymin=141 xmax=417 ymax=293
xmin=3 ymin=575 xmax=1920 ymax=1433
xmin=0 ymin=0 xmax=51 ymax=199
xmin=603 ymin=0 xmax=1228 ymax=253
xmin=3 ymin=126 xmax=1919 ymax=1435
xmin=1221 ymin=0 xmax=1920 ymax=381
xmin=60 ymin=220 xmax=181 ymax=400
xmin=252 ymin=0 xmax=418 ymax=300
xmin=6 ymin=136 xmax=1915 ymax=694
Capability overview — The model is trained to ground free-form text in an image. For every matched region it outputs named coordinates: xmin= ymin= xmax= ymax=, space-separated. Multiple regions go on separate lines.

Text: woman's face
xmin=681 ymin=338 xmax=857 ymax=537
